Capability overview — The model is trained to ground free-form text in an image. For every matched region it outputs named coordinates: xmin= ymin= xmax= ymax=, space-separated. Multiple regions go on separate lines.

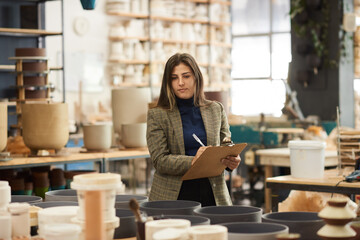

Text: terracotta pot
xmin=0 ymin=103 xmax=7 ymax=152
xmin=222 ymin=222 xmax=288 ymax=240
xmin=194 ymin=205 xmax=262 ymax=224
xmin=21 ymin=103 xmax=69 ymax=151
xmin=140 ymin=200 xmax=201 ymax=216
xmin=15 ymin=48 xmax=46 ymax=57
xmin=22 ymin=62 xmax=47 ymax=72
xmin=24 ymin=89 xmax=47 ymax=99
xmin=23 ymin=76 xmax=46 ymax=86
xmin=111 ymin=88 xmax=151 ymax=136
xmin=83 ymin=123 xmax=112 ymax=151
xmin=121 ymin=123 xmax=147 ymax=148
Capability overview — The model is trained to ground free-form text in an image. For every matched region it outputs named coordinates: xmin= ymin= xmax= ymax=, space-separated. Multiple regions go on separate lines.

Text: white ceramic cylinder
xmin=111 ymin=88 xmax=151 ymax=136
xmin=8 ymin=202 xmax=30 ymax=238
xmin=288 ymin=140 xmax=326 ymax=179
xmin=38 ymin=206 xmax=79 ymax=237
xmin=0 ymin=103 xmax=7 ymax=152
xmin=71 ymin=173 xmax=121 ymax=221
xmin=188 ymin=225 xmax=227 ymax=240
xmin=0 ymin=212 xmax=11 ymax=240
xmin=72 ymin=217 xmax=119 ymax=240
xmin=0 ymin=181 xmax=11 ymax=211
xmin=41 ymin=223 xmax=81 ymax=240
xmin=121 ymin=122 xmax=147 ymax=148
xmin=146 ymin=219 xmax=191 ymax=240
xmin=83 ymin=123 xmax=112 ymax=151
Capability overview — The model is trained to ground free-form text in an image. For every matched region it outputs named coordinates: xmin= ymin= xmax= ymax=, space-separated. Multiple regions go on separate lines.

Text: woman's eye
xmin=184 ymin=75 xmax=190 ymax=78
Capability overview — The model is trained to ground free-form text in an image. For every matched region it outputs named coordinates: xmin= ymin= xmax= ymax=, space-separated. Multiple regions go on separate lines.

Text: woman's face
xmin=171 ymin=63 xmax=196 ymax=99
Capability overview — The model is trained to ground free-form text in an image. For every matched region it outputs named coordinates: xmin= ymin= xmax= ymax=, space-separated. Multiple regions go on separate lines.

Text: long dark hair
xmin=155 ymin=53 xmax=206 ymax=110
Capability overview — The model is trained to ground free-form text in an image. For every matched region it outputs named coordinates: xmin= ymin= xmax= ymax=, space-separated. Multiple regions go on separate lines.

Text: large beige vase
xmin=111 ymin=88 xmax=151 ymax=136
xmin=0 ymin=103 xmax=7 ymax=152
xmin=21 ymin=103 xmax=69 ymax=151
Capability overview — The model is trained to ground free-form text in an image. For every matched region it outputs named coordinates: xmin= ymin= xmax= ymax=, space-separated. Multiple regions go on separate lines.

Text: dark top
xmin=176 ymin=96 xmax=216 ymax=206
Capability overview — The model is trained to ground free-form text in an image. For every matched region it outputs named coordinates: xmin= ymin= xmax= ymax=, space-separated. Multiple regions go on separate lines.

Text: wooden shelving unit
xmin=106 ymin=12 xmax=149 ymax=19
xmin=339 ymin=130 xmax=360 ymax=167
xmin=0 ymin=28 xmax=62 ymax=36
xmin=150 ymin=15 xmax=209 ymax=24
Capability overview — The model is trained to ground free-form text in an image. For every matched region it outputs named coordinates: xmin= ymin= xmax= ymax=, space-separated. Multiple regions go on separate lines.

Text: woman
xmin=146 ymin=53 xmax=241 ymax=206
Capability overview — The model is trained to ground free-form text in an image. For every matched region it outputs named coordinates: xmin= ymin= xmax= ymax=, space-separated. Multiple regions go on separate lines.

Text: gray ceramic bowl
xmin=140 ymin=200 xmax=201 ymax=216
xmin=262 ymin=212 xmax=324 ymax=240
xmin=153 ymin=215 xmax=210 ymax=226
xmin=221 ymin=222 xmax=289 ymax=240
xmin=193 ymin=205 xmax=262 ymax=224
xmin=114 ymin=208 xmax=136 ymax=239
xmin=11 ymin=195 xmax=42 ymax=204
xmin=45 ymin=189 xmax=78 ymax=202
xmin=32 ymin=201 xmax=78 ymax=208
xmin=115 ymin=195 xmax=148 ymax=209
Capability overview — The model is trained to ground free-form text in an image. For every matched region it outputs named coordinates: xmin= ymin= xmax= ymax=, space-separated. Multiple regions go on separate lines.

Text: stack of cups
xmin=71 ymin=173 xmax=121 ymax=240
xmin=0 ymin=181 xmax=11 ymax=240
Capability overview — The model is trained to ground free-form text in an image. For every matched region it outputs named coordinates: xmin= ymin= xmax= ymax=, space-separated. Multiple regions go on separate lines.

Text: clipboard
xmin=182 ymin=143 xmax=247 ymax=181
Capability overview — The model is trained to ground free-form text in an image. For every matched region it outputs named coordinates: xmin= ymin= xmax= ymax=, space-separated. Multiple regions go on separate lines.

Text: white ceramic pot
xmin=121 ymin=123 xmax=147 ymax=148
xmin=21 ymin=103 xmax=69 ymax=151
xmin=0 ymin=103 xmax=7 ymax=152
xmin=83 ymin=123 xmax=112 ymax=151
xmin=111 ymin=88 xmax=151 ymax=136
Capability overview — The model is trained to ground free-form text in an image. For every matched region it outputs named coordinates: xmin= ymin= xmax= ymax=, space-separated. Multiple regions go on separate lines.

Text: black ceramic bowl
xmin=153 ymin=215 xmax=210 ymax=226
xmin=45 ymin=189 xmax=77 ymax=202
xmin=11 ymin=195 xmax=42 ymax=204
xmin=140 ymin=200 xmax=201 ymax=216
xmin=115 ymin=195 xmax=148 ymax=209
xmin=262 ymin=211 xmax=324 ymax=240
xmin=114 ymin=208 xmax=136 ymax=239
xmin=32 ymin=201 xmax=78 ymax=208
xmin=193 ymin=205 xmax=262 ymax=224
xmin=222 ymin=222 xmax=289 ymax=240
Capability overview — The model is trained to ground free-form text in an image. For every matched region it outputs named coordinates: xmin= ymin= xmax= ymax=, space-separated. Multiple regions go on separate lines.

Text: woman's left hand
xmin=221 ymin=155 xmax=241 ymax=170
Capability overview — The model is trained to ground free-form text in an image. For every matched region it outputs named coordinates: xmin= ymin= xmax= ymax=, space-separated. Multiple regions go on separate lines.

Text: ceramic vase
xmin=317 ymin=198 xmax=356 ymax=240
xmin=83 ymin=123 xmax=112 ymax=151
xmin=0 ymin=103 xmax=7 ymax=152
xmin=21 ymin=103 xmax=69 ymax=153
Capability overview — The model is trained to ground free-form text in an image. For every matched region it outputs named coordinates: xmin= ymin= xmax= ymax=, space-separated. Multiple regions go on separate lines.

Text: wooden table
xmin=256 ymin=148 xmax=338 ymax=213
xmin=0 ymin=147 xmax=150 ymax=173
xmin=266 ymin=169 xmax=360 ymax=212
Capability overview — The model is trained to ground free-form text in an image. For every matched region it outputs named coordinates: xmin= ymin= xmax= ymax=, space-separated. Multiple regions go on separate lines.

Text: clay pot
xmin=140 ymin=200 xmax=201 ymax=216
xmin=11 ymin=195 xmax=42 ymax=204
xmin=21 ymin=103 xmax=69 ymax=151
xmin=222 ymin=222 xmax=289 ymax=240
xmin=193 ymin=206 xmax=262 ymax=224
xmin=114 ymin=208 xmax=136 ymax=239
xmin=204 ymin=91 xmax=229 ymax=115
xmin=318 ymin=198 xmax=356 ymax=225
xmin=153 ymin=215 xmax=210 ymax=226
xmin=22 ymin=62 xmax=47 ymax=72
xmin=0 ymin=103 xmax=7 ymax=152
xmin=50 ymin=168 xmax=66 ymax=188
xmin=15 ymin=48 xmax=46 ymax=57
xmin=350 ymin=221 xmax=360 ymax=240
xmin=111 ymin=88 xmax=151 ymax=136
xmin=9 ymin=178 xmax=25 ymax=194
xmin=24 ymin=89 xmax=47 ymax=99
xmin=262 ymin=211 xmax=324 ymax=240
xmin=45 ymin=189 xmax=78 ymax=202
xmin=83 ymin=123 xmax=112 ymax=151
xmin=32 ymin=201 xmax=78 ymax=208
xmin=23 ymin=76 xmax=46 ymax=86
xmin=121 ymin=123 xmax=147 ymax=148
xmin=115 ymin=194 xmax=148 ymax=209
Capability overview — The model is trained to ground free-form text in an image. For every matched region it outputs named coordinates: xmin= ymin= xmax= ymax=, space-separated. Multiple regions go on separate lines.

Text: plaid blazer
xmin=146 ymin=99 xmax=232 ymax=205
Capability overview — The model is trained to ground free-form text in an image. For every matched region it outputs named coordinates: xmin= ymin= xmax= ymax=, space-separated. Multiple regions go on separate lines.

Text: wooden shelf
xmin=0 ymin=28 xmax=62 ymax=36
xmin=50 ymin=66 xmax=63 ymax=71
xmin=107 ymin=12 xmax=149 ymax=19
xmin=151 ymin=15 xmax=208 ymax=24
xmin=10 ymin=98 xmax=52 ymax=102
xmin=151 ymin=38 xmax=208 ymax=45
xmin=112 ymin=82 xmax=149 ymax=88
xmin=210 ymin=42 xmax=232 ymax=48
xmin=109 ymin=36 xmax=150 ymax=41
xmin=210 ymin=0 xmax=231 ymax=5
xmin=210 ymin=21 xmax=231 ymax=27
xmin=109 ymin=59 xmax=150 ymax=65
xmin=9 ymin=56 xmax=48 ymax=60
xmin=0 ymin=65 xmax=15 ymax=71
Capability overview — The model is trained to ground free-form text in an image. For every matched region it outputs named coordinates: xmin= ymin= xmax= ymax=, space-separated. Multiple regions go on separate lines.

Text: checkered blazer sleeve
xmin=146 ymin=107 xmax=193 ymax=176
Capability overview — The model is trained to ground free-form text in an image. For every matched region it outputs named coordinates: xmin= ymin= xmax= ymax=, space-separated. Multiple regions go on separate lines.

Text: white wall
xmin=45 ymin=0 xmax=112 ymax=123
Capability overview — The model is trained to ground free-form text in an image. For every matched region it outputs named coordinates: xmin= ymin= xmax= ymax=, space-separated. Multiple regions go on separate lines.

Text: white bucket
xmin=40 ymin=223 xmax=81 ymax=240
xmin=288 ymin=140 xmax=326 ymax=179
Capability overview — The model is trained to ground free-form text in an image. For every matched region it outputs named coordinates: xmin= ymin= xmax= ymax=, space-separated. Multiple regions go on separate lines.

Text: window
xmin=231 ymin=0 xmax=291 ymax=117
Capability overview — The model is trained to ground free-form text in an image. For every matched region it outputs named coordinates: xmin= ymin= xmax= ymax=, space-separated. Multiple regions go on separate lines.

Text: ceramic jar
xmin=83 ymin=122 xmax=112 ymax=151
xmin=121 ymin=123 xmax=147 ymax=148
xmin=111 ymin=88 xmax=151 ymax=137
xmin=317 ymin=198 xmax=356 ymax=240
xmin=21 ymin=103 xmax=69 ymax=152
xmin=0 ymin=103 xmax=7 ymax=152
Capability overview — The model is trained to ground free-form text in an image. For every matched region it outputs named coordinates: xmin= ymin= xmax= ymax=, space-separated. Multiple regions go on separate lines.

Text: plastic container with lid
xmin=41 ymin=223 xmax=81 ymax=240
xmin=72 ymin=216 xmax=119 ymax=240
xmin=0 ymin=181 xmax=11 ymax=210
xmin=8 ymin=202 xmax=30 ymax=237
xmin=288 ymin=140 xmax=326 ymax=179
xmin=0 ymin=211 xmax=11 ymax=240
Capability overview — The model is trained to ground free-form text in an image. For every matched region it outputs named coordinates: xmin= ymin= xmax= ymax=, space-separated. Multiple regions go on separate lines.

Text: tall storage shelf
xmin=106 ymin=0 xmax=232 ymax=92
xmin=0 ymin=0 xmax=65 ymax=131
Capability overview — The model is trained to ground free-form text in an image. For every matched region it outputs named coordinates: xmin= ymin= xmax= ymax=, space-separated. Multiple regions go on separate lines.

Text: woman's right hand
xmin=192 ymin=146 xmax=210 ymax=165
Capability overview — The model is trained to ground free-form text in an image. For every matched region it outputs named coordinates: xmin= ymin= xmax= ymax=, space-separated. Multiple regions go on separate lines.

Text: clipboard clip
xmin=222 ymin=137 xmax=234 ymax=146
